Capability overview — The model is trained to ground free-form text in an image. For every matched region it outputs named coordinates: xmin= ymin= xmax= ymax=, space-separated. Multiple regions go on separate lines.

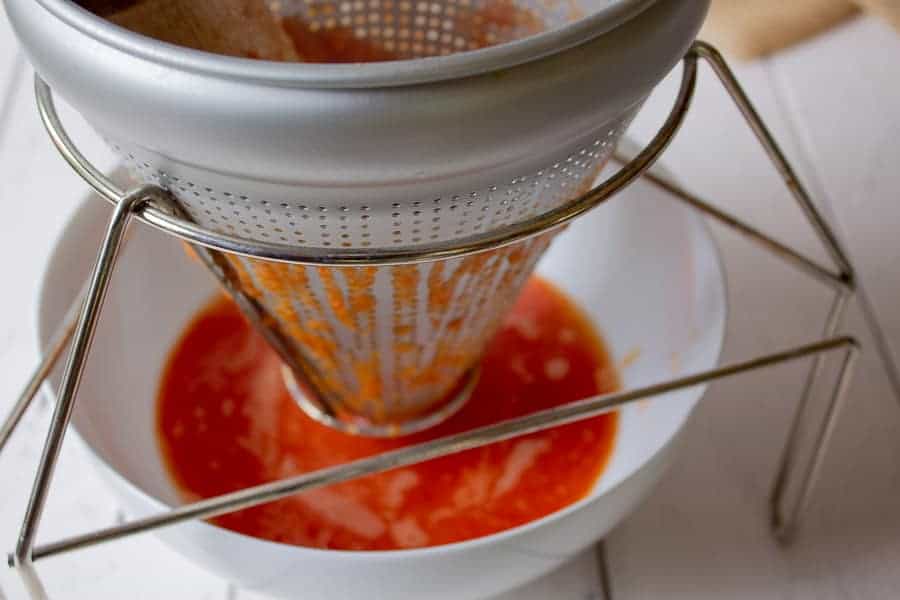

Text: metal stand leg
xmin=11 ymin=185 xmax=162 ymax=567
xmin=593 ymin=540 xmax=614 ymax=600
xmin=690 ymin=42 xmax=859 ymax=543
xmin=1 ymin=42 xmax=875 ymax=599
xmin=0 ymin=285 xmax=83 ymax=453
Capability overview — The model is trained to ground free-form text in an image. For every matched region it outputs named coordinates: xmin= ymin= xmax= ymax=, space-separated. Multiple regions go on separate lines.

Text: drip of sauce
xmin=157 ymin=276 xmax=619 ymax=551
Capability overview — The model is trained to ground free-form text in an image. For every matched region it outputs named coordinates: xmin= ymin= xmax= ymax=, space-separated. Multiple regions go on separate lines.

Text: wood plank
xmin=606 ymin=18 xmax=900 ymax=600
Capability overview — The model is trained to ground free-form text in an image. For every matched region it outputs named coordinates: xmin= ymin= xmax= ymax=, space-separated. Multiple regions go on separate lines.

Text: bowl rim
xmin=35 ymin=157 xmax=728 ymax=560
xmin=24 ymin=0 xmax=661 ymax=87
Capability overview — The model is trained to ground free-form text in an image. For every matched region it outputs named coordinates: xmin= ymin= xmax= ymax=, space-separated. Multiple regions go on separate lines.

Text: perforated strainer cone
xmin=7 ymin=0 xmax=708 ymax=433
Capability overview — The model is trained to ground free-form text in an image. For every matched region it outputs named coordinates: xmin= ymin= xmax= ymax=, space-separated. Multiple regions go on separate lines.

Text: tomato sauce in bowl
xmin=157 ymin=276 xmax=618 ymax=551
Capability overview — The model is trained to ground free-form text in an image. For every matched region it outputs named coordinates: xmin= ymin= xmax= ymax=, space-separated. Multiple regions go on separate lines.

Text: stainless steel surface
xmin=691 ymin=42 xmax=854 ymax=286
xmin=1 ymin=43 xmax=876 ymax=600
xmin=282 ymin=364 xmax=481 ymax=436
xmin=772 ymin=295 xmax=856 ymax=544
xmin=620 ymin=162 xmax=849 ymax=292
xmin=19 ymin=336 xmax=858 ymax=563
xmin=31 ymin=47 xmax=697 ymax=430
xmin=0 ymin=282 xmax=83 ymax=453
xmin=12 ymin=185 xmax=161 ymax=566
xmin=26 ymin=0 xmax=662 ymax=87
xmin=33 ymin=67 xmax=696 ymax=265
xmin=8 ymin=0 xmax=707 ymax=247
xmin=594 ymin=540 xmax=614 ymax=600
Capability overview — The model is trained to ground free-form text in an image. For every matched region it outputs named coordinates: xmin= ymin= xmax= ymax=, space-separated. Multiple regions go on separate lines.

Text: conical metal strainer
xmin=5 ymin=0 xmax=708 ymax=434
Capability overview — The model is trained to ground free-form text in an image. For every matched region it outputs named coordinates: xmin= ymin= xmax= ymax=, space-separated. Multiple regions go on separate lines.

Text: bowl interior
xmin=37 ymin=165 xmax=725 ymax=546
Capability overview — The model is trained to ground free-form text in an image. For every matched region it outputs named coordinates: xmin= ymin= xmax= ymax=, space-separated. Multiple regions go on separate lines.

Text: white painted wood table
xmin=0 ymin=11 xmax=898 ymax=600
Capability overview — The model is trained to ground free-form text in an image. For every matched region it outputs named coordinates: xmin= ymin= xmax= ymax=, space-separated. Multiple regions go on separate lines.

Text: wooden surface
xmin=0 ymin=12 xmax=898 ymax=600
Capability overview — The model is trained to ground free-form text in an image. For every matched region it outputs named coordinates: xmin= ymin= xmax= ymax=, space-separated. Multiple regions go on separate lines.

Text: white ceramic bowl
xmin=37 ymin=165 xmax=726 ymax=599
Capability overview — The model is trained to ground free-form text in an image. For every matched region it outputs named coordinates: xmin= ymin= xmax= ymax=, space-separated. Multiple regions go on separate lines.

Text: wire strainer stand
xmin=3 ymin=42 xmax=894 ymax=598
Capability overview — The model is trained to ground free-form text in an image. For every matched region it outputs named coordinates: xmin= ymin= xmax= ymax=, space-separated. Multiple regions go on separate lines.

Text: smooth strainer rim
xmin=32 ymin=0 xmax=660 ymax=88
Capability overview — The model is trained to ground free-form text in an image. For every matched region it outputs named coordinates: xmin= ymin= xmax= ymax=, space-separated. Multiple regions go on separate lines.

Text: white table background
xmin=0 ymin=11 xmax=898 ymax=600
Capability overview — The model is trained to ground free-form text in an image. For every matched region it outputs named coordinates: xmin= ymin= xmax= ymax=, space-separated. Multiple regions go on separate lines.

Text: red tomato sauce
xmin=157 ymin=276 xmax=619 ymax=550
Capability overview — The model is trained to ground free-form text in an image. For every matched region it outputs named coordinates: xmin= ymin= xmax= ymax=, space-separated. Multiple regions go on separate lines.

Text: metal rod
xmin=32 ymin=57 xmax=697 ymax=266
xmin=615 ymin=157 xmax=849 ymax=292
xmin=17 ymin=336 xmax=855 ymax=563
xmin=772 ymin=340 xmax=859 ymax=543
xmin=34 ymin=78 xmax=123 ymax=204
xmin=12 ymin=186 xmax=159 ymax=567
xmin=0 ymin=284 xmax=85 ymax=453
xmin=857 ymin=290 xmax=900 ymax=407
xmin=692 ymin=41 xmax=854 ymax=286
xmin=769 ymin=292 xmax=848 ymax=540
xmin=594 ymin=540 xmax=614 ymax=600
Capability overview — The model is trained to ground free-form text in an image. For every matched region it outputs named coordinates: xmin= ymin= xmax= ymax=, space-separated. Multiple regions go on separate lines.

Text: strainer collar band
xmin=34 ymin=49 xmax=697 ymax=265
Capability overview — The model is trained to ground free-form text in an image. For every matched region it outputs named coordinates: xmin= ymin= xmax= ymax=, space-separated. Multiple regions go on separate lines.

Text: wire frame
xmin=3 ymin=43 xmax=889 ymax=599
